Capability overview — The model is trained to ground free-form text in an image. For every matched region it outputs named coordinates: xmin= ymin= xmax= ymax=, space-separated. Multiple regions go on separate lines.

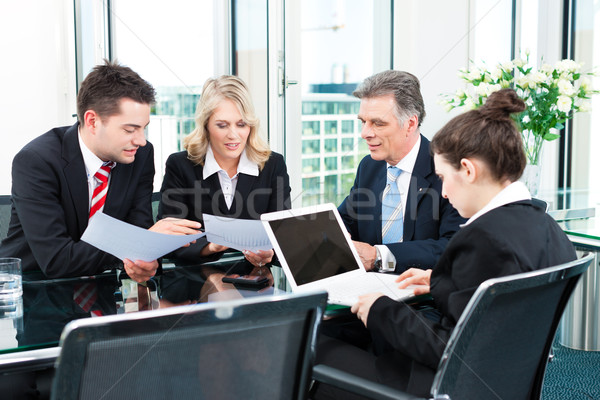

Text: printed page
xmin=81 ymin=213 xmax=205 ymax=262
xmin=202 ymin=214 xmax=272 ymax=252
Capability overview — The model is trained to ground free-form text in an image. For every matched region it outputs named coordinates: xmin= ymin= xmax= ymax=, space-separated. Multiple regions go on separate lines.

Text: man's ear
xmin=83 ymin=110 xmax=99 ymax=133
xmin=460 ymin=158 xmax=478 ymax=183
xmin=405 ymin=115 xmax=419 ymax=134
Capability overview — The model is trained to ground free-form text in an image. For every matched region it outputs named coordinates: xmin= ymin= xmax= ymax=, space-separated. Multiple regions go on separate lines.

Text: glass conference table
xmin=0 ymin=252 xmax=353 ymax=376
xmin=555 ymin=216 xmax=600 ymax=351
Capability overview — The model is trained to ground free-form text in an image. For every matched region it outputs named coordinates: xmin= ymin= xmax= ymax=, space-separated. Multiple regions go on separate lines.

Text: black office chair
xmin=151 ymin=191 xmax=161 ymax=223
xmin=0 ymin=195 xmax=12 ymax=241
xmin=312 ymin=253 xmax=594 ymax=400
xmin=51 ymin=291 xmax=328 ymax=400
xmin=531 ymin=197 xmax=549 ymax=212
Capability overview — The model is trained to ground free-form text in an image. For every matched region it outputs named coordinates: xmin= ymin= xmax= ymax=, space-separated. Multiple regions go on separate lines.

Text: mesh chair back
xmin=51 ymin=291 xmax=328 ymax=400
xmin=0 ymin=195 xmax=12 ymax=241
xmin=431 ymin=253 xmax=593 ymax=400
xmin=151 ymin=192 xmax=161 ymax=223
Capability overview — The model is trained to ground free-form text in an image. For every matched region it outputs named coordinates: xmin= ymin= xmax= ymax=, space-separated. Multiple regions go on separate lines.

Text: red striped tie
xmin=74 ymin=161 xmax=115 ymax=313
xmin=89 ymin=162 xmax=115 ymax=218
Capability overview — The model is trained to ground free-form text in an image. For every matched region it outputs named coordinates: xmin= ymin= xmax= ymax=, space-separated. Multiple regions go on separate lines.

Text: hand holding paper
xmin=81 ymin=213 xmax=205 ymax=262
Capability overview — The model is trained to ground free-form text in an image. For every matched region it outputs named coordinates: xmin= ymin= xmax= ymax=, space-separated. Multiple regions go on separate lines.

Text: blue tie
xmin=382 ymin=166 xmax=403 ymax=244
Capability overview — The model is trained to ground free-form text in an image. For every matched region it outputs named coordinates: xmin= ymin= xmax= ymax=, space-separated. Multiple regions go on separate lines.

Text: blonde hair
xmin=184 ymin=75 xmax=271 ymax=169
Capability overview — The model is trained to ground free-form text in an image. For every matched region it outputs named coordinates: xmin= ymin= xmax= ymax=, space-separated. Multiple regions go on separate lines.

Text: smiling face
xmin=207 ymin=98 xmax=251 ymax=171
xmin=85 ymin=98 xmax=150 ymax=164
xmin=358 ymin=94 xmax=418 ymax=165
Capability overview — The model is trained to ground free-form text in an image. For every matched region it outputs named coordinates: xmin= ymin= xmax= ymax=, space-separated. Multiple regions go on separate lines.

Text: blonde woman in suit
xmin=159 ymin=75 xmax=291 ymax=268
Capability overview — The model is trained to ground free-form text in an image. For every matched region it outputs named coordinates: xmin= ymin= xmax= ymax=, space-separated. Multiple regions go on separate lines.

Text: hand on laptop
xmin=396 ymin=268 xmax=432 ymax=295
xmin=352 ymin=241 xmax=377 ymax=271
xmin=351 ymin=292 xmax=384 ymax=327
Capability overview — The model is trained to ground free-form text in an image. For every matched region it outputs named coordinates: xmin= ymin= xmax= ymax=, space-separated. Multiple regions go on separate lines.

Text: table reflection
xmin=0 ymin=254 xmax=279 ymax=355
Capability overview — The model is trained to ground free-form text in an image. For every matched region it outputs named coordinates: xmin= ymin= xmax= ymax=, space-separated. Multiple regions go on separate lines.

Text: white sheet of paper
xmin=81 ymin=213 xmax=205 ymax=262
xmin=202 ymin=214 xmax=272 ymax=252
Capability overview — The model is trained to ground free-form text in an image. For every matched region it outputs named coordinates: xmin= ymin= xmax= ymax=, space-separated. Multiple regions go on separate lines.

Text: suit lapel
xmin=104 ymin=163 xmax=132 ymax=217
xmin=404 ymin=136 xmax=434 ymax=241
xmin=62 ymin=123 xmax=90 ymax=234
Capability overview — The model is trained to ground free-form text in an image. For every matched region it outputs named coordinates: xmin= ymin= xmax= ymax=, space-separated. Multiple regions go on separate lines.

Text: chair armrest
xmin=312 ymin=364 xmax=426 ymax=400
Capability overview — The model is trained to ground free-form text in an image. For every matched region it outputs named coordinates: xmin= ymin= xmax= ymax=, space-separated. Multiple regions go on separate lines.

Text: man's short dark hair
xmin=76 ymin=60 xmax=156 ymax=122
xmin=353 ymin=70 xmax=426 ymax=127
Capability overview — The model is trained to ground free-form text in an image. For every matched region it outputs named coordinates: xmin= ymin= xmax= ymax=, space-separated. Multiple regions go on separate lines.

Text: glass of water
xmin=0 ymin=258 xmax=22 ymax=317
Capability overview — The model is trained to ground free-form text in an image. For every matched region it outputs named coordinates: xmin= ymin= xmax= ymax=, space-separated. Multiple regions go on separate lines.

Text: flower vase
xmin=520 ymin=164 xmax=541 ymax=197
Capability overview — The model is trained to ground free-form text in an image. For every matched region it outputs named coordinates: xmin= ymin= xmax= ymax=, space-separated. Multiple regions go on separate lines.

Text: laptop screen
xmin=265 ymin=209 xmax=361 ymax=285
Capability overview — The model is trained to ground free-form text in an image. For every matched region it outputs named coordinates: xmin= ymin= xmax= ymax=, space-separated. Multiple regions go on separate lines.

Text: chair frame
xmin=52 ymin=290 xmax=328 ymax=400
xmin=313 ymin=253 xmax=594 ymax=400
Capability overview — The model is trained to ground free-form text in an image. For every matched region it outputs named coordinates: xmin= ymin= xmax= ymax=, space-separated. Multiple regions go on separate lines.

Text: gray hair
xmin=353 ymin=70 xmax=426 ymax=127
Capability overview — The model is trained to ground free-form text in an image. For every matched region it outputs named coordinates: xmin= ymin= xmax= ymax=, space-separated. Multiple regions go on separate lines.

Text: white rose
xmin=557 ymin=95 xmax=572 ymax=113
xmin=578 ymin=101 xmax=591 ymax=113
xmin=464 ymin=97 xmax=476 ymax=110
xmin=489 ymin=67 xmax=502 ymax=81
xmin=466 ymin=68 xmax=483 ymax=81
xmin=579 ymin=76 xmax=591 ymax=91
xmin=475 ymin=82 xmax=490 ymax=97
xmin=557 ymin=79 xmax=576 ymax=96
xmin=501 ymin=61 xmax=514 ymax=72
xmin=517 ymin=75 xmax=531 ymax=89
xmin=531 ymin=71 xmax=547 ymax=84
xmin=541 ymin=63 xmax=553 ymax=74
xmin=513 ymin=58 xmax=526 ymax=68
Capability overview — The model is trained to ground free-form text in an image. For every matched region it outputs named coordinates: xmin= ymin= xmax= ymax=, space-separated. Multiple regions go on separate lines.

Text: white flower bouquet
xmin=440 ymin=54 xmax=598 ymax=165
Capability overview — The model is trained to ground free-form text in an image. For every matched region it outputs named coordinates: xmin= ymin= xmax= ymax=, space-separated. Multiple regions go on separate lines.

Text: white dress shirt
xmin=376 ymin=136 xmax=421 ymax=272
xmin=78 ymin=128 xmax=111 ymax=213
xmin=462 ymin=181 xmax=531 ymax=227
xmin=203 ymin=145 xmax=259 ymax=209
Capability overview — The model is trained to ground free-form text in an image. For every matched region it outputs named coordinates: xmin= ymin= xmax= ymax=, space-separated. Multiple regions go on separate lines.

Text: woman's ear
xmin=460 ymin=158 xmax=478 ymax=183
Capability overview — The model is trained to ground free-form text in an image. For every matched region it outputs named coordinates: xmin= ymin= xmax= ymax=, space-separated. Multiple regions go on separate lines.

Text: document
xmin=81 ymin=213 xmax=205 ymax=262
xmin=202 ymin=214 xmax=272 ymax=252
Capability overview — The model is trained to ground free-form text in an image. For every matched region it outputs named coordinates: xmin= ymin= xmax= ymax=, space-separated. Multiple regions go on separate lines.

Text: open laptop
xmin=261 ymin=203 xmax=415 ymax=306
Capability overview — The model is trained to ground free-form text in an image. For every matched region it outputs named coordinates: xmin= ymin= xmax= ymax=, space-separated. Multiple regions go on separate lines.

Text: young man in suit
xmin=0 ymin=61 xmax=199 ymax=282
xmin=338 ymin=70 xmax=465 ymax=273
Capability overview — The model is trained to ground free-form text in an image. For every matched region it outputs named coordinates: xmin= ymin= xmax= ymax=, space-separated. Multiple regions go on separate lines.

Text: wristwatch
xmin=373 ymin=247 xmax=382 ymax=272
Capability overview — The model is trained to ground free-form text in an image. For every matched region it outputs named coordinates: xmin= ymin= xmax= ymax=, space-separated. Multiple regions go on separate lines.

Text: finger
xmin=413 ymin=285 xmax=430 ymax=296
xmin=350 ymin=303 xmax=359 ymax=314
xmin=396 ymin=268 xmax=415 ymax=282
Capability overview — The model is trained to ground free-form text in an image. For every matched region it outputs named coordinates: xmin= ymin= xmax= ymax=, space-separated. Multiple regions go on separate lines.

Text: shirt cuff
xmin=375 ymin=244 xmax=396 ymax=272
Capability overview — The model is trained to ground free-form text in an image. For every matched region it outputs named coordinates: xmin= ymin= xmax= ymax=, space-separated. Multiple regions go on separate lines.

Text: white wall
xmin=0 ymin=0 xmax=76 ymax=194
xmin=393 ymin=0 xmax=471 ymax=139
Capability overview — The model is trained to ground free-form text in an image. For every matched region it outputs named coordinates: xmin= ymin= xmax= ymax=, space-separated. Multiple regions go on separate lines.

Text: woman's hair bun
xmin=479 ymin=88 xmax=526 ymax=120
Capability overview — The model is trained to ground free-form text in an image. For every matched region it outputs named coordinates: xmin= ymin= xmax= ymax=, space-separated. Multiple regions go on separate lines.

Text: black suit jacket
xmin=338 ymin=135 xmax=465 ymax=272
xmin=159 ymin=150 xmax=291 ymax=263
xmin=366 ymin=201 xmax=576 ymax=395
xmin=0 ymin=123 xmax=155 ymax=277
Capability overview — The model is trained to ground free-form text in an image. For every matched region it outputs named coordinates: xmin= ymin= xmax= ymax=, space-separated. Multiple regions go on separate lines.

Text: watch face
xmin=373 ymin=259 xmax=382 ymax=272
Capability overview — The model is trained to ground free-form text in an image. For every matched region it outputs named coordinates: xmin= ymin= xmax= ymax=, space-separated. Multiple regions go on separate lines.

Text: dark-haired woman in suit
xmin=313 ymin=89 xmax=576 ymax=399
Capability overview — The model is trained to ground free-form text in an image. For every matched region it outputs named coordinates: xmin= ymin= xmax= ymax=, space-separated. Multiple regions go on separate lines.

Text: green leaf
xmin=543 ymin=132 xmax=561 ymax=141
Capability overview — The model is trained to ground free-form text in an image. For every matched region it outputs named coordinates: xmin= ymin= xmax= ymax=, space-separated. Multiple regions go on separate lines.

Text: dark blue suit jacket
xmin=0 ymin=123 xmax=155 ymax=278
xmin=338 ymin=135 xmax=465 ymax=272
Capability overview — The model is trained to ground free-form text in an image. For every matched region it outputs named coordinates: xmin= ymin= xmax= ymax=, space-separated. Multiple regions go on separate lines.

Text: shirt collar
xmin=388 ymin=135 xmax=421 ymax=173
xmin=462 ymin=181 xmax=532 ymax=226
xmin=203 ymin=145 xmax=259 ymax=179
xmin=78 ymin=126 xmax=104 ymax=179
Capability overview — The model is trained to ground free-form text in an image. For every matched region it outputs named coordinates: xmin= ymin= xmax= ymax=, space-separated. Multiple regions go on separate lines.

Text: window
xmin=109 ymin=0 xmax=225 ymax=190
xmin=285 ymin=0 xmax=392 ymax=207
